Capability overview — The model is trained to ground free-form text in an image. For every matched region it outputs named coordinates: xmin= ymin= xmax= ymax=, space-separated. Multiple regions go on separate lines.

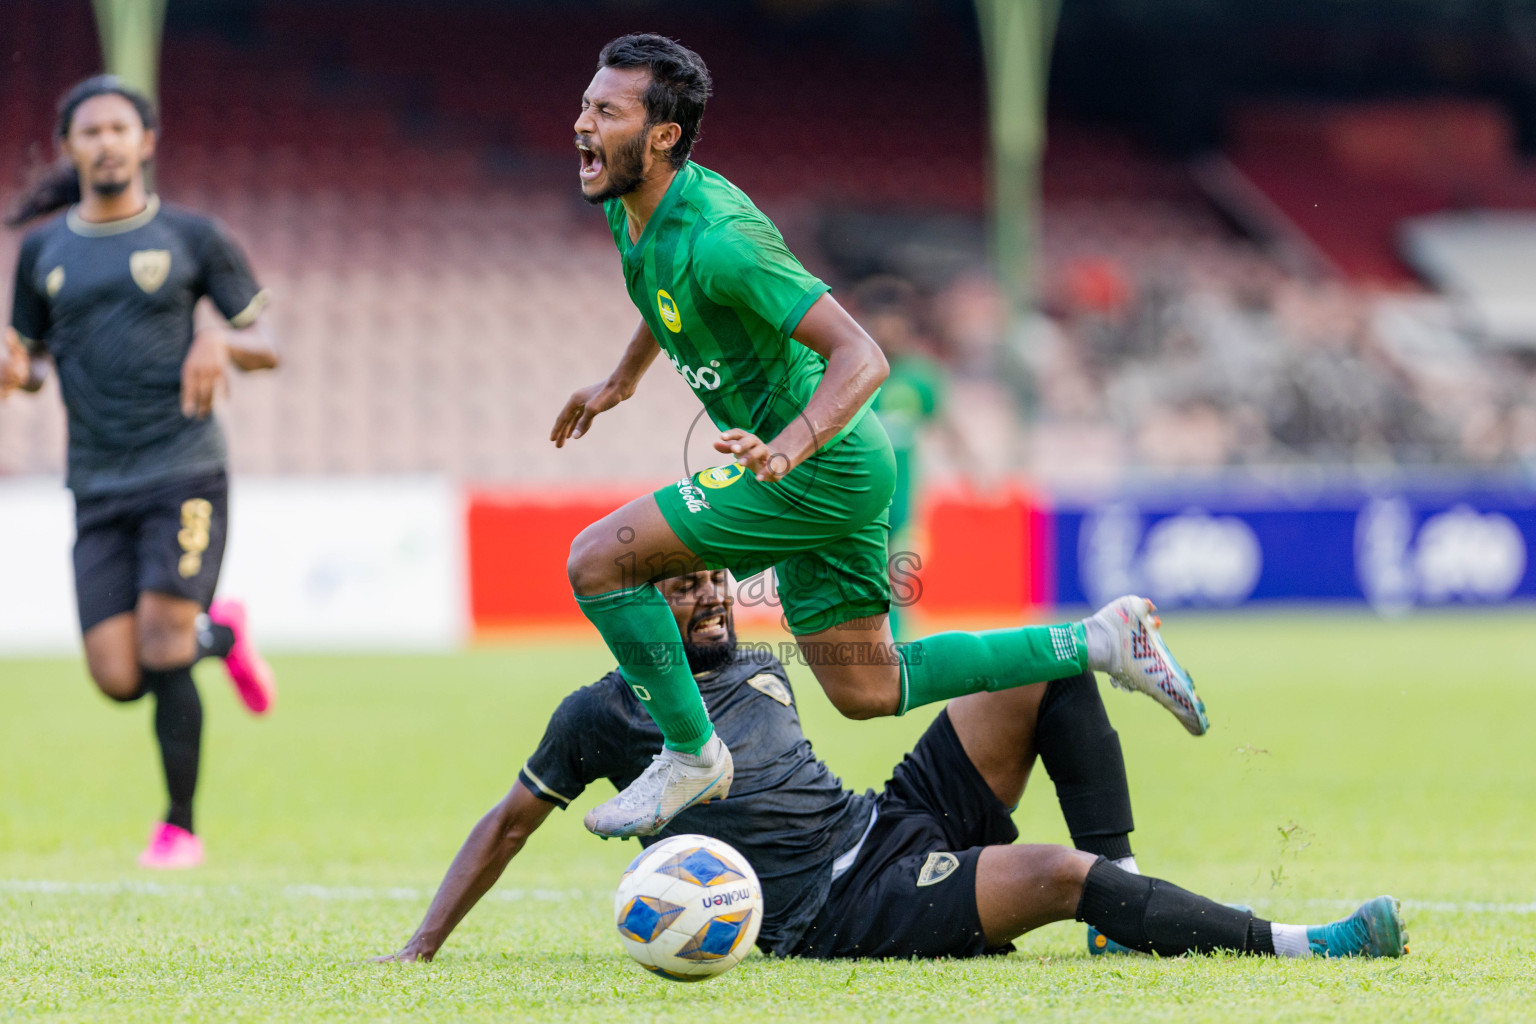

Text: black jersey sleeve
xmin=518 ymin=675 xmax=636 ymax=809
xmin=196 ymin=220 xmax=268 ymax=327
xmin=10 ymin=233 xmax=50 ymax=351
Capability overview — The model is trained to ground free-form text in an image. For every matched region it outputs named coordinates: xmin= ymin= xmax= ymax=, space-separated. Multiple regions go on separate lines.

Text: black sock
xmin=1036 ymin=672 xmax=1135 ymax=861
xmin=1075 ymin=858 xmax=1265 ymax=956
xmin=196 ymin=618 xmax=236 ymax=661
xmin=141 ymin=665 xmax=203 ymax=834
xmin=1247 ymin=917 xmax=1276 ymax=956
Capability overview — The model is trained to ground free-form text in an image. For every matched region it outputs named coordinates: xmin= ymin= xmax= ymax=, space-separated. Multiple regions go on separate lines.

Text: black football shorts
xmin=790 ymin=710 xmax=1021 ymax=959
xmin=72 ymin=471 xmax=229 ymax=632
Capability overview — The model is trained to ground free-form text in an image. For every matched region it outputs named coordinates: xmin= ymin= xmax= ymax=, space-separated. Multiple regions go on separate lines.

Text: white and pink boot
xmin=137 ymin=823 xmax=204 ymax=870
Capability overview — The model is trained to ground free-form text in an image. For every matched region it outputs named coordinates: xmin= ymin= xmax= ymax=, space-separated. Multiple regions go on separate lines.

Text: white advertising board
xmin=0 ymin=480 xmax=79 ymax=654
xmin=0 ymin=477 xmax=465 ymax=655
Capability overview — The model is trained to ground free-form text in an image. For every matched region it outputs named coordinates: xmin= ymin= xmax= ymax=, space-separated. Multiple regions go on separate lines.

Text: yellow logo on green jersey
xmin=698 ymin=464 xmax=746 ymax=489
xmin=656 ymin=289 xmax=682 ymax=333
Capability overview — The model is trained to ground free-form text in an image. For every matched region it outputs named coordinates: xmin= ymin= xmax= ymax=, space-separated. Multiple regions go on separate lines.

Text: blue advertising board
xmin=1052 ymin=485 xmax=1536 ymax=611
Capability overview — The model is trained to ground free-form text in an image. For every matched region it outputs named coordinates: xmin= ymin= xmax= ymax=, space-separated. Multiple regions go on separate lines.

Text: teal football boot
xmin=1086 ymin=925 xmax=1136 ymax=956
xmin=1306 ymin=896 xmax=1408 ymax=958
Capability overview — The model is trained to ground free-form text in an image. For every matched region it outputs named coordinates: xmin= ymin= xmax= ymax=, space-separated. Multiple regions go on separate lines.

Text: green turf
xmin=3 ymin=612 xmax=1535 ymax=1021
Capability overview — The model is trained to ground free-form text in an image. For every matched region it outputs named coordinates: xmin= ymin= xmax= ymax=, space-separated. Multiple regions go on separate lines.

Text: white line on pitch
xmin=1291 ymin=897 xmax=1536 ymax=915
xmin=0 ymin=879 xmax=588 ymax=902
xmin=4 ymin=880 xmax=1532 ymax=915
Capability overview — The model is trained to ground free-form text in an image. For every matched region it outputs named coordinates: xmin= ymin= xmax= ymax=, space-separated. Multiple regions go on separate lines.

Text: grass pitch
xmin=3 ymin=612 xmax=1535 ymax=1022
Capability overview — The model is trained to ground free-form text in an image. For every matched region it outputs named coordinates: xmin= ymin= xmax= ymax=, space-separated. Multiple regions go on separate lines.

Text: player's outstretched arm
xmin=371 ymin=781 xmax=556 ymax=963
xmin=550 ymin=319 xmax=662 ymax=447
xmin=0 ymin=327 xmax=48 ymax=396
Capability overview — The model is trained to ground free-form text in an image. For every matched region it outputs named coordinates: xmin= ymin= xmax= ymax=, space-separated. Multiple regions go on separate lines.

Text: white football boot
xmin=584 ymin=734 xmax=734 ymax=839
xmin=1089 ymin=596 xmax=1210 ymax=736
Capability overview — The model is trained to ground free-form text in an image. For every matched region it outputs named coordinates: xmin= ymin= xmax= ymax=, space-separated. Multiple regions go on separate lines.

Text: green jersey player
xmin=552 ymin=34 xmax=1210 ymax=839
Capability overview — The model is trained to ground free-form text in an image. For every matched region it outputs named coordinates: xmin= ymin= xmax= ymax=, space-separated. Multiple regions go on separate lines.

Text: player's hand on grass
xmin=715 ymin=428 xmax=792 ymax=482
xmin=181 ymin=329 xmax=230 ymax=419
xmin=367 ymin=942 xmax=435 ymax=964
xmin=551 ymin=379 xmax=628 ymax=447
xmin=1 ymin=328 xmax=31 ymax=397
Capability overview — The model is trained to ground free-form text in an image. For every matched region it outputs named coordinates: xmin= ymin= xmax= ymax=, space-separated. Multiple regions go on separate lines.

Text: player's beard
xmin=581 ymin=129 xmax=649 ymax=205
xmin=683 ymin=616 xmax=737 ymax=675
xmin=89 ymin=176 xmax=131 ymax=198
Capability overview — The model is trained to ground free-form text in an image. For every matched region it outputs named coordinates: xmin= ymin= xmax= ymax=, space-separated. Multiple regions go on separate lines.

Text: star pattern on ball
xmin=656 ymin=847 xmax=747 ymax=887
xmin=675 ymin=909 xmax=755 ymax=961
xmin=616 ymin=895 xmax=686 ymax=943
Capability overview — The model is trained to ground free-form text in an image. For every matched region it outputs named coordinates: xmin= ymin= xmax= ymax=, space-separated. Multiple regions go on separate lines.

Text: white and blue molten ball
xmin=613 ymin=834 xmax=763 ymax=981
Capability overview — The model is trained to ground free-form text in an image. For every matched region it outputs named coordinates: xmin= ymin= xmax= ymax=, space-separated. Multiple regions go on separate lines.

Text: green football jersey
xmin=605 ymin=163 xmax=870 ymax=447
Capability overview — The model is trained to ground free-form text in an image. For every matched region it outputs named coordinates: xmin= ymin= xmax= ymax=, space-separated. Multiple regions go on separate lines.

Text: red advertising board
xmin=466 ymin=485 xmax=1051 ymax=633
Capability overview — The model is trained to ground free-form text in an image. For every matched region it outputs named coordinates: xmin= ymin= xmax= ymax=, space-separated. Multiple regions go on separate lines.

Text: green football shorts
xmin=654 ymin=412 xmax=898 ymax=635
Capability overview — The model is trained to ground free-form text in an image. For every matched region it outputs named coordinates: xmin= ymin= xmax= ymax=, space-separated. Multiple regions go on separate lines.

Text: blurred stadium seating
xmin=3 ymin=0 xmax=1535 ymax=488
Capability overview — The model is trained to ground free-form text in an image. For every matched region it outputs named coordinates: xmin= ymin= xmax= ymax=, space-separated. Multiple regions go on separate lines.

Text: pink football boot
xmin=208 ymin=598 xmax=276 ymax=715
xmin=137 ymin=823 xmax=204 ymax=869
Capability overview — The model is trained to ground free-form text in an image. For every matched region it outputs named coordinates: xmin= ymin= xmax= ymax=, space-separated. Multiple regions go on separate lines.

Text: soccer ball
xmin=613 ymin=833 xmax=763 ymax=982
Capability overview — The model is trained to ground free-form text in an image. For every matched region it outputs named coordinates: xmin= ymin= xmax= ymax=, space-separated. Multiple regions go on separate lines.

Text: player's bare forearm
xmin=19 ymin=355 xmax=49 ymax=392
xmin=222 ymin=321 xmax=279 ymax=372
xmin=379 ymin=782 xmax=554 ymax=962
xmin=608 ymin=319 xmax=662 ymax=397
xmin=551 ymin=321 xmax=661 ymax=446
xmin=771 ymin=294 xmax=889 ymax=469
xmin=1 ymin=328 xmax=47 ymax=396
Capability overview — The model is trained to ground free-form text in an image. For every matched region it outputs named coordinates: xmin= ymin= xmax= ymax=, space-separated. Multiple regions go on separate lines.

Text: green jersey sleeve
xmin=695 ymin=221 xmax=830 ymax=336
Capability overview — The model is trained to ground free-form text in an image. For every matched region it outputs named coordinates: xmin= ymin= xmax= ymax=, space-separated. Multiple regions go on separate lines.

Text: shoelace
xmin=606 ymin=753 xmax=675 ymax=814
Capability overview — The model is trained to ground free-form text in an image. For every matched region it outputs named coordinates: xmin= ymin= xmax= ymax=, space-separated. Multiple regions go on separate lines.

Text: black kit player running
xmin=2 ymin=76 xmax=280 ymax=869
xmin=377 ymin=569 xmax=1406 ymax=964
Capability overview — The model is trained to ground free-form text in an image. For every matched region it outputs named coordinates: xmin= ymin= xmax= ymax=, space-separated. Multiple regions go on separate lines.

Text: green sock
xmin=896 ymin=622 xmax=1089 ymax=716
xmin=576 ymin=585 xmax=714 ymax=754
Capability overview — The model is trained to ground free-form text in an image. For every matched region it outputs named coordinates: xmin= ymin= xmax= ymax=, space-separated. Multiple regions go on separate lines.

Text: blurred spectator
xmin=1029 ymin=253 xmax=1536 ymax=477
xmin=854 ymin=275 xmax=984 ymax=637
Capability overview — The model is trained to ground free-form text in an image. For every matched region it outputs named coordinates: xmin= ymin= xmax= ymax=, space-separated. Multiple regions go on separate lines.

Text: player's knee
xmin=1046 ymin=846 xmax=1096 ymax=898
xmin=996 ymin=844 xmax=1091 ymax=909
xmin=567 ymin=527 xmax=615 ymax=595
xmin=89 ymin=661 xmax=142 ymax=701
xmin=82 ymin=616 xmax=141 ymax=699
xmin=825 ymin=686 xmax=896 ymax=720
xmin=136 ymin=617 xmax=196 ymax=670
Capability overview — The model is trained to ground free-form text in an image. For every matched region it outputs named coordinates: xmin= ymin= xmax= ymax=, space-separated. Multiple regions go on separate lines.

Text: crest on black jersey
xmin=746 ymin=672 xmax=792 ymax=707
xmin=130 ymin=249 xmax=171 ymax=293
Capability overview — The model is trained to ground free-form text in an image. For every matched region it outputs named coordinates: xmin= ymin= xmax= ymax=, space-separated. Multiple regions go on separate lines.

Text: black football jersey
xmin=520 ymin=648 xmax=876 ymax=955
xmin=9 ymin=196 xmax=267 ymax=495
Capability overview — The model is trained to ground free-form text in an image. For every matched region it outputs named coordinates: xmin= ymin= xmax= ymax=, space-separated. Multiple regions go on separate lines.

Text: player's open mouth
xmin=577 ymin=141 xmax=604 ymax=183
xmin=690 ymin=609 xmax=729 ymax=643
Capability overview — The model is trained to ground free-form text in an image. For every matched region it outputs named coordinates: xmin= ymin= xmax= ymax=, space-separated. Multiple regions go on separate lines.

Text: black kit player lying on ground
xmin=1 ymin=76 xmax=279 ymax=869
xmin=377 ymin=568 xmax=1407 ymax=964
